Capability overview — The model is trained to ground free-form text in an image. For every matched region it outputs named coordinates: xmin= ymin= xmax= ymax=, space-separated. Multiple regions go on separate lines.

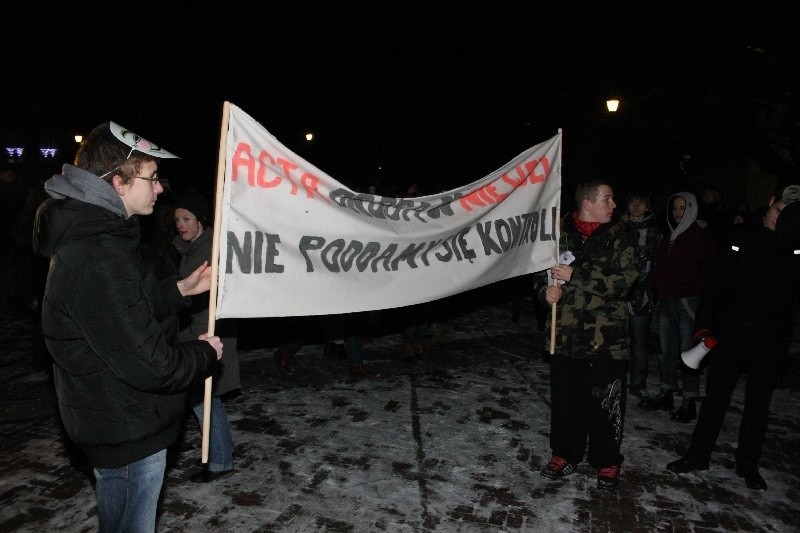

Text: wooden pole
xmin=201 ymin=101 xmax=231 ymax=464
xmin=550 ymin=129 xmax=562 ymax=355
xmin=549 ymin=219 xmax=559 ymax=355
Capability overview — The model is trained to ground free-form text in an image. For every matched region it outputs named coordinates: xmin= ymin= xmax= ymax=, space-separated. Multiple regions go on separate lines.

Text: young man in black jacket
xmin=666 ymin=185 xmax=800 ymax=491
xmin=34 ymin=122 xmax=223 ymax=532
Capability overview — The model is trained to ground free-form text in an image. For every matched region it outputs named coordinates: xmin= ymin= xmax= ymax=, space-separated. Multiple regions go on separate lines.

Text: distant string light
xmin=40 ymin=148 xmax=57 ymax=158
xmin=5 ymin=147 xmax=24 ymax=157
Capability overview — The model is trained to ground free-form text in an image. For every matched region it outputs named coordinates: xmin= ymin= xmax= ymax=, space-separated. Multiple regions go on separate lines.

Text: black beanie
xmin=174 ymin=193 xmax=210 ymax=226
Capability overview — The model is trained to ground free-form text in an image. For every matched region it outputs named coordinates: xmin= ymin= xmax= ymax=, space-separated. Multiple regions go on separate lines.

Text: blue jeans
xmin=94 ymin=449 xmax=166 ymax=533
xmin=344 ymin=335 xmax=364 ymax=366
xmin=192 ymin=396 xmax=234 ymax=472
xmin=403 ymin=323 xmax=429 ymax=344
xmin=628 ymin=313 xmax=650 ymax=389
xmin=657 ymin=297 xmax=701 ymax=399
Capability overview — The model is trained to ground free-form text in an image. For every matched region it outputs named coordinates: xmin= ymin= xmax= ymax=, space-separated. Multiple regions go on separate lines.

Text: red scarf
xmin=573 ymin=211 xmax=601 ymax=241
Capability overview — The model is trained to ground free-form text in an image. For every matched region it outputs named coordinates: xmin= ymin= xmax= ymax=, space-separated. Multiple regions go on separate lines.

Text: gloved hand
xmin=692 ymin=328 xmax=712 ymax=344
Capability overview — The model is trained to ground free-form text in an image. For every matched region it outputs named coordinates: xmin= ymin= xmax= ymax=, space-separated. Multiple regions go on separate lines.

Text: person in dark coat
xmin=617 ymin=189 xmax=662 ymax=401
xmin=666 ymin=185 xmax=800 ymax=491
xmin=33 ymin=121 xmax=222 ymax=532
xmin=173 ymin=192 xmax=241 ymax=482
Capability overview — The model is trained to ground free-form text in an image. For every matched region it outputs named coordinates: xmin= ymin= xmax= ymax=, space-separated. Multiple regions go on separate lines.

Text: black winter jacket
xmin=34 ymin=164 xmax=217 ymax=468
xmin=695 ymin=218 xmax=800 ymax=355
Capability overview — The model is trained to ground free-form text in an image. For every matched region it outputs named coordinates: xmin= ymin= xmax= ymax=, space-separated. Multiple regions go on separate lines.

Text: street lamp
xmin=74 ymin=135 xmax=83 ymax=143
xmin=606 ymin=99 xmax=620 ymax=112
xmin=305 ymin=133 xmax=313 ymax=141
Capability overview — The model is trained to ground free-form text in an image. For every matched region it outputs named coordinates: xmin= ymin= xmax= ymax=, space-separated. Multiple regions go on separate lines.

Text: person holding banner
xmin=536 ymin=179 xmax=639 ymax=491
xmin=33 ymin=122 xmax=223 ymax=532
xmin=173 ymin=192 xmax=241 ymax=482
xmin=666 ymin=185 xmax=800 ymax=491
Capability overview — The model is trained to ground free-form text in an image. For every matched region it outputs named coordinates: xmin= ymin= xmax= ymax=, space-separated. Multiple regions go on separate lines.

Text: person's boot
xmin=736 ymin=463 xmax=767 ymax=491
xmin=666 ymin=453 xmax=709 ymax=473
xmin=639 ymin=389 xmax=674 ymax=411
xmin=670 ymin=398 xmax=697 ymax=423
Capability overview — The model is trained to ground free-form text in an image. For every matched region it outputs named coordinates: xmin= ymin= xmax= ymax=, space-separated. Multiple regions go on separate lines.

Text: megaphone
xmin=681 ymin=335 xmax=719 ymax=369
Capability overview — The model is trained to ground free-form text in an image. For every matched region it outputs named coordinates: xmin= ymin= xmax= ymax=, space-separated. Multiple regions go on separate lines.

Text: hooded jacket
xmin=651 ymin=191 xmax=716 ymax=301
xmin=33 ymin=164 xmax=217 ymax=469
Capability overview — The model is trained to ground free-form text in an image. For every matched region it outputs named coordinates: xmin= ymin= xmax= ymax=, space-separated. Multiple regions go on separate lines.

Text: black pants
xmin=688 ymin=342 xmax=782 ymax=467
xmin=549 ymin=356 xmax=628 ymax=467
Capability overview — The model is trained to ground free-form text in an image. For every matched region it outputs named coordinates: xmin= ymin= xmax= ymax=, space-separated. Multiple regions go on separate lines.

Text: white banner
xmin=215 ymin=103 xmax=561 ymax=318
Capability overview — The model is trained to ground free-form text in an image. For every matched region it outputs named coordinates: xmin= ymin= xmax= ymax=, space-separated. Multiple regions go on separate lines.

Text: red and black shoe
xmin=540 ymin=456 xmax=577 ymax=479
xmin=597 ymin=464 xmax=622 ymax=490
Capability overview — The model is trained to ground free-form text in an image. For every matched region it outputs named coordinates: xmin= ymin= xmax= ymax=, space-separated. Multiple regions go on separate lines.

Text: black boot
xmin=736 ymin=463 xmax=767 ymax=491
xmin=671 ymin=398 xmax=697 ymax=423
xmin=639 ymin=389 xmax=674 ymax=411
xmin=666 ymin=453 xmax=709 ymax=473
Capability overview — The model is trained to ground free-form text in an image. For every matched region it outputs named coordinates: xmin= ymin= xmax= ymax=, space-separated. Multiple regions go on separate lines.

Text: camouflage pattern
xmin=535 ymin=211 xmax=639 ymax=360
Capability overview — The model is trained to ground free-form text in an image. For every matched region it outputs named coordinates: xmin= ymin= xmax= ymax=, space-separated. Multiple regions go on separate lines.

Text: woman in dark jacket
xmin=34 ymin=122 xmax=221 ymax=533
xmin=173 ymin=192 xmax=241 ymax=482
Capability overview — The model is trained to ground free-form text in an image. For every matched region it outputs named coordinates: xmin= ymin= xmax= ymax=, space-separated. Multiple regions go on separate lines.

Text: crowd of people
xmin=536 ymin=180 xmax=799 ymax=494
xmin=2 ymin=118 xmax=798 ymax=530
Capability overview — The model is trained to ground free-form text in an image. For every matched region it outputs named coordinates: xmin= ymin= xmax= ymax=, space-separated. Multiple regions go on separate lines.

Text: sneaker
xmin=670 ymin=398 xmax=697 ymax=423
xmin=274 ymin=350 xmax=291 ymax=372
xmin=540 ymin=456 xmax=577 ymax=479
xmin=639 ymin=389 xmax=674 ymax=411
xmin=349 ymin=365 xmax=380 ymax=379
xmin=597 ymin=464 xmax=621 ymax=490
xmin=190 ymin=468 xmax=235 ymax=483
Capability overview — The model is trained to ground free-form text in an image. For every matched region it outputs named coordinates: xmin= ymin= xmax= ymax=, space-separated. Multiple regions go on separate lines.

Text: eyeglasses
xmin=134 ymin=173 xmax=161 ymax=184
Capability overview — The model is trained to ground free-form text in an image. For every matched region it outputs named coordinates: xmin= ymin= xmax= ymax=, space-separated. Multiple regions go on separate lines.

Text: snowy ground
xmin=2 ymin=290 xmax=799 ymax=532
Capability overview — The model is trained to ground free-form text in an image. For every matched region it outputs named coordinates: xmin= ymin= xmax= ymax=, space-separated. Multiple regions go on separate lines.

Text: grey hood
xmin=667 ymin=191 xmax=699 ymax=242
xmin=44 ymin=163 xmax=129 ymax=219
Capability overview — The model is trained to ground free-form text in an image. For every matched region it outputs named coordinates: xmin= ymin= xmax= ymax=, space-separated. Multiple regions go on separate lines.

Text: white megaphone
xmin=681 ymin=335 xmax=719 ymax=370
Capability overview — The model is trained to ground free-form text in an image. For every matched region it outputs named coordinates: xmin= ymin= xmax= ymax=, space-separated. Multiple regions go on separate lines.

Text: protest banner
xmin=212 ymin=102 xmax=562 ymax=318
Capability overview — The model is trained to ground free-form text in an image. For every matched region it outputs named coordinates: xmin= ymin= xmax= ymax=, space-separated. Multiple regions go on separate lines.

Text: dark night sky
xmin=3 ymin=3 xmax=795 ymax=196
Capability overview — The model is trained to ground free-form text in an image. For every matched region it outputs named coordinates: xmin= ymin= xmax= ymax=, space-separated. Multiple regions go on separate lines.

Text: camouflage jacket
xmin=534 ymin=211 xmax=639 ymax=360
